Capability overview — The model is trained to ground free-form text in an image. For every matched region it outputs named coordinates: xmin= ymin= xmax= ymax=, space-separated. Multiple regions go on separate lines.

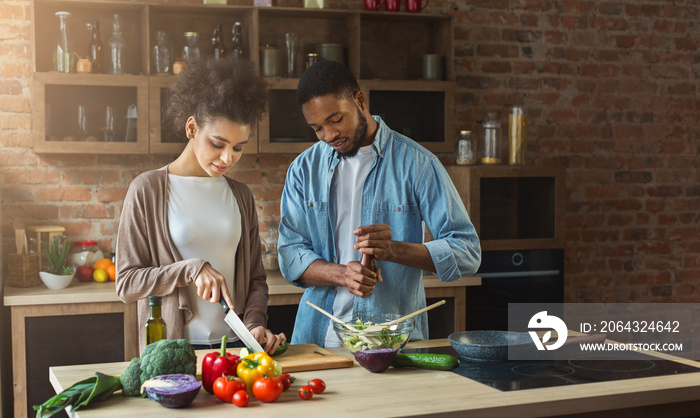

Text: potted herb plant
xmin=39 ymin=236 xmax=75 ymax=289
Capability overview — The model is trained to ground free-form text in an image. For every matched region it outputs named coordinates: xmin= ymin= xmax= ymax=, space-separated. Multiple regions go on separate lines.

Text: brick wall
xmin=1 ymin=0 xmax=699 ymax=303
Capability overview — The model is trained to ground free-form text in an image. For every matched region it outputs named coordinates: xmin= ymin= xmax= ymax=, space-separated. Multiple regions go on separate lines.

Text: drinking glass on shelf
xmin=283 ymin=32 xmax=298 ymax=78
xmin=102 ymin=106 xmax=115 ymax=142
xmin=77 ymin=105 xmax=88 ymax=141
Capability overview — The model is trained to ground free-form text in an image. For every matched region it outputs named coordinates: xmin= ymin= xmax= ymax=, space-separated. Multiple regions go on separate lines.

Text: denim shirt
xmin=278 ymin=117 xmax=481 ymax=345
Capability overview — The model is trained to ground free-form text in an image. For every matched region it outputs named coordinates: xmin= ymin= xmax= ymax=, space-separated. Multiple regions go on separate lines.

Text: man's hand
xmin=194 ymin=263 xmax=235 ymax=311
xmin=342 ymin=260 xmax=383 ymax=298
xmin=353 ymin=223 xmax=394 ymax=261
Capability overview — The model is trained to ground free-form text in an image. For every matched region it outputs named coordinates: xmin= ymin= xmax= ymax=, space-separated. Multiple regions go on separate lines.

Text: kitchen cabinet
xmin=31 ymin=1 xmax=455 ymax=155
xmin=446 ymin=165 xmax=566 ymax=251
xmin=31 ymin=0 xmax=150 ymax=154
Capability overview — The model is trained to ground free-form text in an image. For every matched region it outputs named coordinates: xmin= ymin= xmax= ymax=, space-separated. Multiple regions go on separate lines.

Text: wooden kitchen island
xmin=49 ymin=339 xmax=700 ymax=417
xmin=5 ymin=271 xmax=479 ymax=418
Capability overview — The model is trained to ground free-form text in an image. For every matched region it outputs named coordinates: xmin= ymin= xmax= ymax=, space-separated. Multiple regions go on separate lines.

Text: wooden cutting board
xmin=195 ymin=344 xmax=353 ymax=377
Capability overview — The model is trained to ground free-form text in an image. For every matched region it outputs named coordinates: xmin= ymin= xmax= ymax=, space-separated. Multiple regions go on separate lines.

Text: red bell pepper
xmin=202 ymin=335 xmax=240 ymax=394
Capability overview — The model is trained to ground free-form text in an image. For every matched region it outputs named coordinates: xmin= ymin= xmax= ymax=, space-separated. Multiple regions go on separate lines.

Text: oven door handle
xmin=477 ymin=269 xmax=560 ymax=278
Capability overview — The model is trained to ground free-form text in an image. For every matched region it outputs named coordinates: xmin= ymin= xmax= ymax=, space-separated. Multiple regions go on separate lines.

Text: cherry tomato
xmin=308 ymin=378 xmax=326 ymax=394
xmin=232 ymin=390 xmax=249 ymax=407
xmin=298 ymin=385 xmax=313 ymax=400
xmin=212 ymin=376 xmax=246 ymax=403
xmin=252 ymin=376 xmax=283 ymax=403
xmin=279 ymin=373 xmax=295 ymax=391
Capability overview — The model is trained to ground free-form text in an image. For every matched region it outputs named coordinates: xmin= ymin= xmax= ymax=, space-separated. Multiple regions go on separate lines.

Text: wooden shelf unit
xmin=32 ymin=1 xmax=455 ymax=155
xmin=446 ymin=165 xmax=566 ymax=251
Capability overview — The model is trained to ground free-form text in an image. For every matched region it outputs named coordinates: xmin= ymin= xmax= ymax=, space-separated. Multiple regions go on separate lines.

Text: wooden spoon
xmin=357 ymin=299 xmax=448 ymax=333
xmin=305 ymin=301 xmax=355 ymax=331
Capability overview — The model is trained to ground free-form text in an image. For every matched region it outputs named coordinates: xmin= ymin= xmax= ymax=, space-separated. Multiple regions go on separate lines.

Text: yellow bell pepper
xmin=236 ymin=351 xmax=276 ymax=392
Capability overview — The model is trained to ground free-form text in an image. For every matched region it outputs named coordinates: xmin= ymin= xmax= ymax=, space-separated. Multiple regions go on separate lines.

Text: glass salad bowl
xmin=333 ymin=312 xmax=416 ymax=354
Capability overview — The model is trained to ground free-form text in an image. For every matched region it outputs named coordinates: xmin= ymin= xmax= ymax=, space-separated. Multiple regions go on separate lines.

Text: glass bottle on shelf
xmin=231 ymin=22 xmax=244 ymax=60
xmin=87 ymin=20 xmax=103 ymax=73
xmin=456 ymin=130 xmax=476 ymax=166
xmin=152 ymin=31 xmax=172 ymax=75
xmin=53 ymin=11 xmax=74 ymax=73
xmin=108 ymin=14 xmax=126 ymax=74
xmin=481 ymin=112 xmax=503 ymax=165
xmin=211 ymin=24 xmax=226 ymax=61
xmin=145 ymin=295 xmax=167 ymax=346
xmin=182 ymin=32 xmax=202 ymax=67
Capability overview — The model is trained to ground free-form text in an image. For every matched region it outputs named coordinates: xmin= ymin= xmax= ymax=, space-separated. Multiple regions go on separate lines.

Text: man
xmin=278 ymin=60 xmax=481 ymax=347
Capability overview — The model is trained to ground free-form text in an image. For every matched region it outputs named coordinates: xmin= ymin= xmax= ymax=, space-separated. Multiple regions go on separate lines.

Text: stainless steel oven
xmin=467 ymin=249 xmax=564 ymax=331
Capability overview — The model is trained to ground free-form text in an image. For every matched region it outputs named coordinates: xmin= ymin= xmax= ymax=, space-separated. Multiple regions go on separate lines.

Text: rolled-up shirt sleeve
xmin=419 ymin=159 xmax=481 ymax=282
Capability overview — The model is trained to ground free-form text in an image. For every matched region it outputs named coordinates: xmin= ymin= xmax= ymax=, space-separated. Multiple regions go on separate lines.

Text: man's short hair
xmin=297 ymin=60 xmax=360 ymax=106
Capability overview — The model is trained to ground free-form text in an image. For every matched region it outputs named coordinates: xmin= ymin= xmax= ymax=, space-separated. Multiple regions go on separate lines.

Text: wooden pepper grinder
xmin=360 ymin=253 xmax=375 ymax=271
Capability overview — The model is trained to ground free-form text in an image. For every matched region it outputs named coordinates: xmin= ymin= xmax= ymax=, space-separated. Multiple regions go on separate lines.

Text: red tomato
xmin=279 ymin=373 xmax=295 ymax=391
xmin=252 ymin=376 xmax=283 ymax=403
xmin=232 ymin=390 xmax=249 ymax=407
xmin=308 ymin=378 xmax=326 ymax=394
xmin=298 ymin=385 xmax=313 ymax=400
xmin=212 ymin=376 xmax=246 ymax=403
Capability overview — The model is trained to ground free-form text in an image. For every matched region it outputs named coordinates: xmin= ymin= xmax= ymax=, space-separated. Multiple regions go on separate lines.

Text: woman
xmin=116 ymin=57 xmax=285 ymax=354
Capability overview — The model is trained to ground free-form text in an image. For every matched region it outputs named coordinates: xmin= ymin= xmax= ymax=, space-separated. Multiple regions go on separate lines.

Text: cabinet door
xmin=33 ymin=73 xmax=149 ymax=154
xmin=361 ymin=79 xmax=455 ymax=154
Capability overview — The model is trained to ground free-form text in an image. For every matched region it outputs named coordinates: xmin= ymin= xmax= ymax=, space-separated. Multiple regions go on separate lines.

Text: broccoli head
xmin=120 ymin=339 xmax=197 ymax=397
xmin=120 ymin=357 xmax=142 ymax=397
xmin=139 ymin=339 xmax=197 ymax=385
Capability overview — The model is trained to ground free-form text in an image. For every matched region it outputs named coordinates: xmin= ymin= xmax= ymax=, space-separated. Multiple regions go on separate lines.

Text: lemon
xmin=93 ymin=268 xmax=109 ymax=283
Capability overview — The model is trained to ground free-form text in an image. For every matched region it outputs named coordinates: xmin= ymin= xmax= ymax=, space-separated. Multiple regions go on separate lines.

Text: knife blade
xmin=219 ymin=299 xmax=265 ymax=353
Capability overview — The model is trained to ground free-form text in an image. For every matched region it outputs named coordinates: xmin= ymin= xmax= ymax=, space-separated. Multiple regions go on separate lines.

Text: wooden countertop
xmin=4 ymin=272 xmax=480 ymax=307
xmin=49 ymin=339 xmax=700 ymax=418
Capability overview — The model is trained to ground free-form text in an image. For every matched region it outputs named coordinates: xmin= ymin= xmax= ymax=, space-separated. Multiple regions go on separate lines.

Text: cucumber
xmin=272 ymin=342 xmax=289 ymax=357
xmin=392 ymin=353 xmax=459 ymax=370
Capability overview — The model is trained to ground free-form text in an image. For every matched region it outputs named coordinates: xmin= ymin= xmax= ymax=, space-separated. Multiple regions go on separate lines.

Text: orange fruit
xmin=93 ymin=268 xmax=109 ymax=283
xmin=106 ymin=264 xmax=116 ymax=281
xmin=93 ymin=258 xmax=113 ymax=271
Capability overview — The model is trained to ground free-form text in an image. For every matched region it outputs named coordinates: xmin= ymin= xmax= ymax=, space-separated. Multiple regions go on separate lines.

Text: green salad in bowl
xmin=333 ymin=313 xmax=416 ymax=353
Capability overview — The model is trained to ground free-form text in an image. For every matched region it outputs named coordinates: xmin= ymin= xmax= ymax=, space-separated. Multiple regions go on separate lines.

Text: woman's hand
xmin=194 ymin=263 xmax=235 ymax=311
xmin=251 ymin=326 xmax=287 ymax=355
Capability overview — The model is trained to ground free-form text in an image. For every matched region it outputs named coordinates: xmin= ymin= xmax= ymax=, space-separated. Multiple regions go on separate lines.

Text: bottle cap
xmin=148 ymin=295 xmax=162 ymax=306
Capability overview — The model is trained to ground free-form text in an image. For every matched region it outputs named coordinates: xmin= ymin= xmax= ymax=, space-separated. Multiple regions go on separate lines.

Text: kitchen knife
xmin=219 ymin=299 xmax=265 ymax=353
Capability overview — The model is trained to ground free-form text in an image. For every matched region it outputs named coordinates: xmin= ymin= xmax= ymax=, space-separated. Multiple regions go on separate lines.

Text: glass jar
xmin=182 ymin=32 xmax=202 ymax=67
xmin=53 ymin=11 xmax=74 ymax=73
xmin=456 ymin=130 xmax=476 ymax=165
xmin=481 ymin=112 xmax=503 ymax=165
xmin=508 ymin=105 xmax=528 ymax=165
xmin=69 ymin=240 xmax=104 ymax=267
xmin=153 ymin=31 xmax=172 ymax=75
xmin=108 ymin=14 xmax=126 ymax=74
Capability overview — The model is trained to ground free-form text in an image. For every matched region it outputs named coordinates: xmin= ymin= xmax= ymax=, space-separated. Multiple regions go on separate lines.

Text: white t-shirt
xmin=168 ymin=174 xmax=241 ymax=345
xmin=324 ymin=145 xmax=374 ymax=347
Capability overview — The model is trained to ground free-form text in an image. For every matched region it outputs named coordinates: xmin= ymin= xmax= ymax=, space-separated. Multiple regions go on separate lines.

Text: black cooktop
xmin=404 ymin=346 xmax=700 ymax=391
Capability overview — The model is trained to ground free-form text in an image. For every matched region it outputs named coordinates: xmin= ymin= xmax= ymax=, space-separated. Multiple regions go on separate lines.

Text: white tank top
xmin=168 ymin=174 xmax=241 ymax=344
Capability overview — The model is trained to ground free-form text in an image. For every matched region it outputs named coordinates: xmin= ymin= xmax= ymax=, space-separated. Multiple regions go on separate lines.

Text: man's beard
xmin=338 ymin=108 xmax=368 ymax=160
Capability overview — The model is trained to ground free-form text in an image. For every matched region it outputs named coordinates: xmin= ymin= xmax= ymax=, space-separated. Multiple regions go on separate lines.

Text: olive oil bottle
xmin=145 ymin=295 xmax=166 ymax=345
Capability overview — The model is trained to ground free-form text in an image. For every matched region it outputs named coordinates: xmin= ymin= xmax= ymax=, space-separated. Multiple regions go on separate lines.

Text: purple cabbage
xmin=142 ymin=374 xmax=201 ymax=408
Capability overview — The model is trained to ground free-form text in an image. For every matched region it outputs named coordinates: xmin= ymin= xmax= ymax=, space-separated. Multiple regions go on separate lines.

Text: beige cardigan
xmin=115 ymin=166 xmax=269 ymax=353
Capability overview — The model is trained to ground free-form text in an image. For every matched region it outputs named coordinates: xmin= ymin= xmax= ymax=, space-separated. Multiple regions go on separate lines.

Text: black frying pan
xmin=448 ymin=330 xmax=606 ymax=361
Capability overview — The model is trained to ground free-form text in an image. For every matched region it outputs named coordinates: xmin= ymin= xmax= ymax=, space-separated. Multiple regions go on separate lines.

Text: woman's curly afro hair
xmin=165 ymin=56 xmax=270 ymax=132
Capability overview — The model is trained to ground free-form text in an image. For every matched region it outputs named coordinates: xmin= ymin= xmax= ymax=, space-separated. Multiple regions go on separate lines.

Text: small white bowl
xmin=39 ymin=271 xmax=75 ymax=290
